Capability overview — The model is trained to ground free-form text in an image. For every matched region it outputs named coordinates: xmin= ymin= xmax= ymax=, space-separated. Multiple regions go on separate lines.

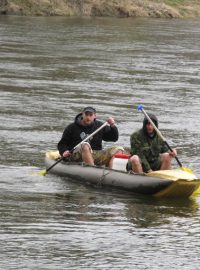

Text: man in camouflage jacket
xmin=128 ymin=114 xmax=177 ymax=173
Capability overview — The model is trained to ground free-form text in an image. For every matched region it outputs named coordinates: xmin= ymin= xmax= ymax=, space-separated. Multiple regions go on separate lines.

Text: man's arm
xmin=102 ymin=117 xmax=119 ymax=142
xmin=57 ymin=124 xmax=73 ymax=156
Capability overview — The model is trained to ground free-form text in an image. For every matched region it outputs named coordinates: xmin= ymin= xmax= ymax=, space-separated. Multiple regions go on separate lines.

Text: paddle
xmin=137 ymin=104 xmax=193 ymax=174
xmin=38 ymin=121 xmax=108 ymax=176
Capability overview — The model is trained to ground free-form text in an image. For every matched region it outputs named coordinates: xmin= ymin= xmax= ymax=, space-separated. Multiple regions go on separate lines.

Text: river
xmin=0 ymin=16 xmax=200 ymax=269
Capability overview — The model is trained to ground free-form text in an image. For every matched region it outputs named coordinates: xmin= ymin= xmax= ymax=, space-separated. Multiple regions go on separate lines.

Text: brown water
xmin=0 ymin=16 xmax=200 ymax=269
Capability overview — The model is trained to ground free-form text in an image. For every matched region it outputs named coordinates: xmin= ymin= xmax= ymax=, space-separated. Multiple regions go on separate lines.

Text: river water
xmin=0 ymin=16 xmax=200 ymax=269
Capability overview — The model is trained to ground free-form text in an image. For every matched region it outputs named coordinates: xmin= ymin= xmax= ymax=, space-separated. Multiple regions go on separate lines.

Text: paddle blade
xmin=192 ymin=186 xmax=200 ymax=196
xmin=180 ymin=166 xmax=193 ymax=174
xmin=37 ymin=170 xmax=48 ymax=176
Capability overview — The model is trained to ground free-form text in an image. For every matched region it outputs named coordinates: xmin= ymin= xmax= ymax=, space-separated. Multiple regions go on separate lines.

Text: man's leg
xmin=160 ymin=153 xmax=173 ymax=170
xmin=129 ymin=155 xmax=143 ymax=173
xmin=81 ymin=143 xmax=94 ymax=165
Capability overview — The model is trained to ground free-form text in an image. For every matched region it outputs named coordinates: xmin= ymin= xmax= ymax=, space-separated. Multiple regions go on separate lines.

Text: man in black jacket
xmin=58 ymin=106 xmax=123 ymax=167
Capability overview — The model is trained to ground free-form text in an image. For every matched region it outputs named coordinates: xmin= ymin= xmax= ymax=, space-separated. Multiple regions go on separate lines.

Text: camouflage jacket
xmin=130 ymin=129 xmax=169 ymax=172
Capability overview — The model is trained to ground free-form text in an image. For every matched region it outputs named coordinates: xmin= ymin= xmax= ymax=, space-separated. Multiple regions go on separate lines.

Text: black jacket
xmin=58 ymin=113 xmax=119 ymax=156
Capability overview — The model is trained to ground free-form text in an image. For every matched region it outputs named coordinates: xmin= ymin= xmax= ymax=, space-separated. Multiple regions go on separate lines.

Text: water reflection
xmin=3 ymin=177 xmax=198 ymax=233
xmin=125 ymin=197 xmax=199 ymax=228
xmin=1 ymin=167 xmax=200 ymax=269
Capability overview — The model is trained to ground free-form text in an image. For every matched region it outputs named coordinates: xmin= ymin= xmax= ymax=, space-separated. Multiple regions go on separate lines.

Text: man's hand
xmin=63 ymin=150 xmax=71 ymax=158
xmin=169 ymin=148 xmax=177 ymax=157
xmin=107 ymin=117 xmax=115 ymax=127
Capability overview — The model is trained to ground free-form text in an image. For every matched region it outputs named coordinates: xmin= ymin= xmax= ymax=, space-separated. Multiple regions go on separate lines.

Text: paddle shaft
xmin=140 ymin=107 xmax=183 ymax=168
xmin=45 ymin=121 xmax=108 ymax=173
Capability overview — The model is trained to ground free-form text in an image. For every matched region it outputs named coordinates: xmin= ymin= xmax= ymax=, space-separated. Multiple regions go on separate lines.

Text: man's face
xmin=146 ymin=122 xmax=155 ymax=135
xmin=82 ymin=112 xmax=96 ymax=125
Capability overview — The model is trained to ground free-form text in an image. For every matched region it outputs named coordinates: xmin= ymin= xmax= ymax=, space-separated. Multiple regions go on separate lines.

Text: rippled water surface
xmin=0 ymin=16 xmax=200 ymax=269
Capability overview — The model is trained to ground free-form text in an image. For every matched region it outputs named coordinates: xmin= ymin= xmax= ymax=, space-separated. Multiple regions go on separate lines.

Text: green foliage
xmin=154 ymin=0 xmax=199 ymax=5
xmin=164 ymin=0 xmax=192 ymax=6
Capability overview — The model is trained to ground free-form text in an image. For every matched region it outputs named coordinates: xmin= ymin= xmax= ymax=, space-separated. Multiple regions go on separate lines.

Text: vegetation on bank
xmin=0 ymin=0 xmax=200 ymax=18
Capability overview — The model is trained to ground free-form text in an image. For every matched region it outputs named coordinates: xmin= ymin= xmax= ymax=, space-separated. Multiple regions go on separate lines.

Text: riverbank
xmin=0 ymin=0 xmax=200 ymax=18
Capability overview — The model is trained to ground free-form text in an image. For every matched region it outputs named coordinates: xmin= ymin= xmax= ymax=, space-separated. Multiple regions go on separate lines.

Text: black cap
xmin=82 ymin=106 xmax=96 ymax=113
